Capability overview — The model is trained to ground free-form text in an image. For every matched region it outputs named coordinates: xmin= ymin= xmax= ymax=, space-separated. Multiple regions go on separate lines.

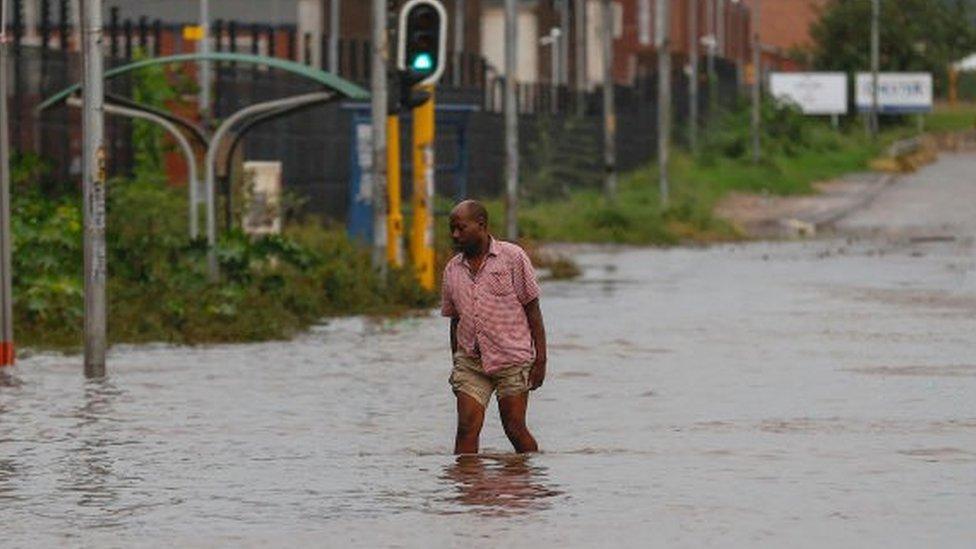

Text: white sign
xmin=856 ymin=72 xmax=933 ymax=113
xmin=769 ymin=72 xmax=848 ymax=115
xmin=242 ymin=161 xmax=283 ymax=236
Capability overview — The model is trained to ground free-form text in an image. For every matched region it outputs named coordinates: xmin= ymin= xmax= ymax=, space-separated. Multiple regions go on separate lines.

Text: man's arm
xmin=450 ymin=317 xmax=459 ymax=355
xmin=524 ymin=298 xmax=547 ymax=390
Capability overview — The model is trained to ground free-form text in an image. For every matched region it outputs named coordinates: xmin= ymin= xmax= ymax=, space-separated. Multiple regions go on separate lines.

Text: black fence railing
xmin=7 ymin=8 xmax=744 ymax=224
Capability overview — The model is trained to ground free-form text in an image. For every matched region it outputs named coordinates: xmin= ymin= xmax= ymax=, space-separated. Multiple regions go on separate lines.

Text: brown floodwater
xmin=1 ymin=232 xmax=975 ymax=547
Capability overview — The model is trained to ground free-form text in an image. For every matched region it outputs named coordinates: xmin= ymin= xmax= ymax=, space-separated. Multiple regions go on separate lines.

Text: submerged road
xmin=1 ymin=154 xmax=974 ymax=547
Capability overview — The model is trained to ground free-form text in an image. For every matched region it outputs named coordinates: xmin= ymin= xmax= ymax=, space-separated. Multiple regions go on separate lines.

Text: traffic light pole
xmin=387 ymin=112 xmax=403 ymax=267
xmin=410 ymin=86 xmax=435 ymax=289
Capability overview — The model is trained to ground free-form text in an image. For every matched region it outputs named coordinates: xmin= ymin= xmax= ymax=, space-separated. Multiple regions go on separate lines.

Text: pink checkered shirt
xmin=441 ymin=238 xmax=541 ymax=374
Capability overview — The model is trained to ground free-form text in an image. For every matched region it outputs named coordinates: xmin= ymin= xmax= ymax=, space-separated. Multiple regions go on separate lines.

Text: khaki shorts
xmin=449 ymin=354 xmax=532 ymax=408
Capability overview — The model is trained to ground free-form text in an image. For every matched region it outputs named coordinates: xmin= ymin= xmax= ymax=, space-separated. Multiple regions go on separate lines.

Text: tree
xmin=810 ymin=0 xmax=976 ymax=95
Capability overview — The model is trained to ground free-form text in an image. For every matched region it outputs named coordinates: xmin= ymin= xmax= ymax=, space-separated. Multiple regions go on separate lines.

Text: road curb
xmin=800 ymin=172 xmax=897 ymax=231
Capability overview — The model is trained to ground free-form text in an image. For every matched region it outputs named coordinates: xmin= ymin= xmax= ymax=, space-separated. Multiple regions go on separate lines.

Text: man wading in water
xmin=441 ymin=200 xmax=548 ymax=454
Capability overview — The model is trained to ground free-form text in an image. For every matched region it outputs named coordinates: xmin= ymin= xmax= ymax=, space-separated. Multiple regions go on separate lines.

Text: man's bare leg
xmin=454 ymin=392 xmax=486 ymax=454
xmin=498 ymin=392 xmax=538 ymax=453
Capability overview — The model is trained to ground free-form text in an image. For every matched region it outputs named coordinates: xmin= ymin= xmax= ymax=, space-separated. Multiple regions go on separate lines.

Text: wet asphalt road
xmin=1 ymin=154 xmax=974 ymax=547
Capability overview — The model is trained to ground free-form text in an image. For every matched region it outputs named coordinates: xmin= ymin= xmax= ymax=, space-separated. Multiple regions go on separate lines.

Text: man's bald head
xmin=450 ymin=200 xmax=489 ymax=228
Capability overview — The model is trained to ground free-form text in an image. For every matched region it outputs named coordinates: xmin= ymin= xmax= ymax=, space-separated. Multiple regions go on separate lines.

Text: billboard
xmin=769 ymin=72 xmax=848 ymax=115
xmin=856 ymin=72 xmax=933 ymax=114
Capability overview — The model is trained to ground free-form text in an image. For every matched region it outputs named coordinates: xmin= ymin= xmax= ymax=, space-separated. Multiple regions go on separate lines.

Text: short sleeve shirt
xmin=440 ymin=238 xmax=541 ymax=373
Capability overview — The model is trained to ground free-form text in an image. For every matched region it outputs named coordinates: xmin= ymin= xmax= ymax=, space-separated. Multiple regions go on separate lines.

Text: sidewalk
xmin=714 ymin=171 xmax=896 ymax=239
xmin=715 ymin=131 xmax=976 ymax=239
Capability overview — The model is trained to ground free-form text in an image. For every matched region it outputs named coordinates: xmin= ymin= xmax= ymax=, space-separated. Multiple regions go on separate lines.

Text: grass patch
xmin=926 ymin=102 xmax=976 ymax=133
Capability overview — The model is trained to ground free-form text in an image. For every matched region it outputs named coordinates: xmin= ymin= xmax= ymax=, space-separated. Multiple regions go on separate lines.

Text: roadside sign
xmin=769 ymin=72 xmax=848 ymax=115
xmin=183 ymin=25 xmax=205 ymax=42
xmin=855 ymin=72 xmax=933 ymax=114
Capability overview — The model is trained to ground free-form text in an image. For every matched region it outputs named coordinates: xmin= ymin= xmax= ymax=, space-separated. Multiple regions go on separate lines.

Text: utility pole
xmin=504 ymin=0 xmax=518 ymax=240
xmin=688 ymin=0 xmax=699 ymax=154
xmin=656 ymin=0 xmax=670 ymax=206
xmin=199 ymin=0 xmax=211 ymax=125
xmin=574 ymin=0 xmax=586 ymax=116
xmin=870 ymin=0 xmax=880 ymax=139
xmin=751 ymin=0 xmax=761 ymax=164
xmin=371 ymin=0 xmax=389 ymax=273
xmin=601 ymin=0 xmax=616 ymax=200
xmin=81 ymin=0 xmax=106 ymax=377
xmin=0 ymin=0 xmax=14 ymax=367
xmin=329 ymin=0 xmax=340 ymax=72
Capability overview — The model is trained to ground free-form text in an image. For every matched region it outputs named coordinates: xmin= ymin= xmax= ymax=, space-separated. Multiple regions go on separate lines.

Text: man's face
xmin=449 ymin=211 xmax=485 ymax=255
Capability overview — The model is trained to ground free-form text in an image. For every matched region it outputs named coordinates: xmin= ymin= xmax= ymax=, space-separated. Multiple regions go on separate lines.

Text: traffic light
xmin=397 ymin=0 xmax=447 ymax=88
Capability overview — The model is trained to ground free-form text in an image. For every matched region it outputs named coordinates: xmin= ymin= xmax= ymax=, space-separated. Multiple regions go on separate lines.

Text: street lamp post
xmin=0 ymin=0 xmax=14 ymax=367
xmin=80 ymin=0 xmax=107 ymax=377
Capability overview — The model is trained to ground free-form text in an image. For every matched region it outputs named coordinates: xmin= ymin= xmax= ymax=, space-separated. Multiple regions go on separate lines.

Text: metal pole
xmin=551 ymin=31 xmax=559 ymax=112
xmin=199 ymin=0 xmax=211 ymax=124
xmin=370 ymin=0 xmax=388 ymax=272
xmin=707 ymin=0 xmax=717 ymax=120
xmin=453 ymin=0 xmax=464 ymax=87
xmin=656 ymin=0 xmax=670 ymax=205
xmin=870 ymin=0 xmax=879 ymax=139
xmin=387 ymin=114 xmax=403 ymax=266
xmin=81 ymin=0 xmax=106 ymax=377
xmin=716 ymin=0 xmax=724 ymax=58
xmin=0 ymin=0 xmax=14 ymax=367
xmin=204 ymin=91 xmax=335 ymax=280
xmin=688 ymin=0 xmax=699 ymax=154
xmin=329 ymin=0 xmax=339 ymax=73
xmin=410 ymin=88 xmax=435 ymax=289
xmin=574 ymin=0 xmax=586 ymax=116
xmin=68 ymin=98 xmax=200 ymax=239
xmin=560 ymin=0 xmax=570 ymax=86
xmin=504 ymin=0 xmax=518 ymax=240
xmin=751 ymin=0 xmax=761 ymax=164
xmin=601 ymin=0 xmax=616 ymax=200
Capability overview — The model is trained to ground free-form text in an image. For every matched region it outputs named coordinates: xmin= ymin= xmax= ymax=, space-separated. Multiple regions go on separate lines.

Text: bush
xmin=12 ymin=164 xmax=436 ymax=351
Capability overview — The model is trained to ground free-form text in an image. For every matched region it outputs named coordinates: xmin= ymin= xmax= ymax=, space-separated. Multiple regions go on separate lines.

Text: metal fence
xmin=7 ymin=12 xmax=742 ymax=224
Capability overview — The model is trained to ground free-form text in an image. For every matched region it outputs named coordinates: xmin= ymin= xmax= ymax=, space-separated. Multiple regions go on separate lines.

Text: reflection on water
xmin=439 ymin=454 xmax=563 ymax=516
xmin=64 ymin=379 xmax=124 ymax=514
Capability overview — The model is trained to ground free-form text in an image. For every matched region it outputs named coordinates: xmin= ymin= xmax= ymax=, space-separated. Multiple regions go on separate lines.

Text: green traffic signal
xmin=398 ymin=0 xmax=446 ymax=86
xmin=411 ymin=53 xmax=434 ymax=72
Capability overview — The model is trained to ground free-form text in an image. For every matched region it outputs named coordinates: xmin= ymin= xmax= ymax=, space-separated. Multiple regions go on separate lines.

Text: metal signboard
xmin=855 ymin=72 xmax=933 ymax=114
xmin=769 ymin=72 xmax=848 ymax=115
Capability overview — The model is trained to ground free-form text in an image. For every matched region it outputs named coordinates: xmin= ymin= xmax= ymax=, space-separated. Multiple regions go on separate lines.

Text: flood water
xmin=2 ymin=234 xmax=975 ymax=546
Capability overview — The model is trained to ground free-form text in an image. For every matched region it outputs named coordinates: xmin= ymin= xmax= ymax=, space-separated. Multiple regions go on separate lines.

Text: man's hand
xmin=529 ymin=356 xmax=546 ymax=390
